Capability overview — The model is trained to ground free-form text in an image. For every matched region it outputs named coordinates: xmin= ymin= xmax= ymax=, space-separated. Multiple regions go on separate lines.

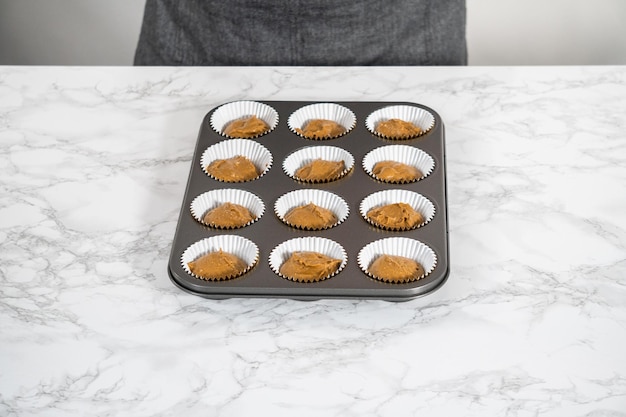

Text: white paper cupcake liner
xmin=181 ymin=235 xmax=259 ymax=281
xmin=365 ymin=105 xmax=435 ymax=139
xmin=269 ymin=237 xmax=347 ymax=282
xmin=287 ymin=103 xmax=356 ymax=140
xmin=210 ymin=101 xmax=279 ymax=138
xmin=282 ymin=145 xmax=354 ymax=183
xmin=359 ymin=189 xmax=435 ymax=231
xmin=357 ymin=237 xmax=437 ymax=283
xmin=190 ymin=189 xmax=265 ymax=229
xmin=200 ymin=139 xmax=272 ymax=182
xmin=362 ymin=145 xmax=435 ymax=184
xmin=274 ymin=189 xmax=349 ymax=230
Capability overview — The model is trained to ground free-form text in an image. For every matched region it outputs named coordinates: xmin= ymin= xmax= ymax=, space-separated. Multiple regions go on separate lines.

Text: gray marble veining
xmin=1 ymin=66 xmax=625 ymax=416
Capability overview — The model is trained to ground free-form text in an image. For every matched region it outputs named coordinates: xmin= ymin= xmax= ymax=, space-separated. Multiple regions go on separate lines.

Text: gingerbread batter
xmin=368 ymin=254 xmax=425 ymax=282
xmin=223 ymin=115 xmax=270 ymax=138
xmin=294 ymin=159 xmax=345 ymax=182
xmin=366 ymin=202 xmax=424 ymax=230
xmin=375 ymin=118 xmax=422 ymax=138
xmin=188 ymin=250 xmax=248 ymax=280
xmin=372 ymin=160 xmax=422 ymax=182
xmin=206 ymin=155 xmax=259 ymax=182
xmin=296 ymin=119 xmax=346 ymax=139
xmin=279 ymin=251 xmax=342 ymax=282
xmin=203 ymin=202 xmax=255 ymax=228
xmin=283 ymin=202 xmax=337 ymax=229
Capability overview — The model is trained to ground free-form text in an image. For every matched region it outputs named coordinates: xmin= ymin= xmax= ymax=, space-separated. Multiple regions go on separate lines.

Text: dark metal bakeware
xmin=167 ymin=101 xmax=449 ymax=301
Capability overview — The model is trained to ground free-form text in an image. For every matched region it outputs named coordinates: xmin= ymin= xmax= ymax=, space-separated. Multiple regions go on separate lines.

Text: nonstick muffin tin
xmin=167 ymin=101 xmax=450 ymax=301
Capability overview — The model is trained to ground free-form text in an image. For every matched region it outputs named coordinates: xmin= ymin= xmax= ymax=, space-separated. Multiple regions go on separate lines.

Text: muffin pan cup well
xmin=167 ymin=101 xmax=450 ymax=301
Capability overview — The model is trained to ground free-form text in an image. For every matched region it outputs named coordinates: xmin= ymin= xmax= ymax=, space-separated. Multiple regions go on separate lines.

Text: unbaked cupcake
xmin=362 ymin=145 xmax=435 ymax=184
xmin=288 ymin=103 xmax=356 ymax=140
xmin=365 ymin=105 xmax=435 ymax=140
xmin=201 ymin=139 xmax=272 ymax=182
xmin=357 ymin=237 xmax=437 ymax=283
xmin=190 ymin=189 xmax=265 ymax=229
xmin=274 ymin=189 xmax=349 ymax=230
xmin=359 ymin=189 xmax=435 ymax=231
xmin=210 ymin=101 xmax=279 ymax=138
xmin=283 ymin=146 xmax=354 ymax=183
xmin=181 ymin=235 xmax=259 ymax=281
xmin=269 ymin=237 xmax=347 ymax=283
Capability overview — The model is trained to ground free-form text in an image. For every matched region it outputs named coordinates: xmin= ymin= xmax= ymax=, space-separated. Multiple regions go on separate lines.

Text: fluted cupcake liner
xmin=287 ymin=103 xmax=356 ymax=140
xmin=181 ymin=235 xmax=259 ymax=281
xmin=357 ymin=237 xmax=437 ymax=283
xmin=190 ymin=189 xmax=265 ymax=229
xmin=365 ymin=105 xmax=435 ymax=139
xmin=200 ymin=139 xmax=272 ymax=182
xmin=283 ymin=145 xmax=354 ymax=183
xmin=359 ymin=189 xmax=436 ymax=231
xmin=210 ymin=101 xmax=279 ymax=139
xmin=362 ymin=145 xmax=435 ymax=184
xmin=274 ymin=189 xmax=349 ymax=230
xmin=269 ymin=237 xmax=347 ymax=283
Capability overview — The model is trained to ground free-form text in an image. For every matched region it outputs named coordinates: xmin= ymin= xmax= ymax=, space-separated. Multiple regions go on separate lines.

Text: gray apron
xmin=134 ymin=0 xmax=467 ymax=66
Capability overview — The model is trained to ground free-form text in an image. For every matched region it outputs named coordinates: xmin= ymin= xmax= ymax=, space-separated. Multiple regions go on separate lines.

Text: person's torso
xmin=135 ymin=0 xmax=467 ymax=65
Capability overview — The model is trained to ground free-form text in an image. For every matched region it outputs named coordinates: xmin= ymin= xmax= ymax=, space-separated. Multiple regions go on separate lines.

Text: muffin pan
xmin=167 ymin=101 xmax=450 ymax=301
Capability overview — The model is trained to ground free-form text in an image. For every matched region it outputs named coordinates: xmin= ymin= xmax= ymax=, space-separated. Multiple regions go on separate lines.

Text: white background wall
xmin=1 ymin=0 xmax=625 ymax=66
xmin=467 ymin=0 xmax=626 ymax=65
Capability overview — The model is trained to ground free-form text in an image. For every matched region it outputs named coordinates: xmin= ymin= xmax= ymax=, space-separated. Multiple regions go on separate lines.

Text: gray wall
xmin=1 ymin=0 xmax=626 ymax=66
xmin=467 ymin=0 xmax=626 ymax=65
xmin=0 ymin=0 xmax=145 ymax=65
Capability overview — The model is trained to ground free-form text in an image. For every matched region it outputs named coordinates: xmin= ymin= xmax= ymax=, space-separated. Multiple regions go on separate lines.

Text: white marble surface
xmin=1 ymin=65 xmax=625 ymax=416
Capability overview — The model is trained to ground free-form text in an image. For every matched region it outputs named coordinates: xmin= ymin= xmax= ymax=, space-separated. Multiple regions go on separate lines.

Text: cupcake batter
xmin=372 ymin=160 xmax=422 ymax=182
xmin=284 ymin=202 xmax=337 ymax=229
xmin=188 ymin=250 xmax=248 ymax=280
xmin=206 ymin=155 xmax=259 ymax=182
xmin=279 ymin=251 xmax=342 ymax=282
xmin=223 ymin=115 xmax=270 ymax=138
xmin=203 ymin=202 xmax=255 ymax=228
xmin=368 ymin=254 xmax=425 ymax=282
xmin=295 ymin=159 xmax=345 ymax=182
xmin=366 ymin=202 xmax=424 ymax=230
xmin=375 ymin=119 xmax=422 ymax=138
xmin=295 ymin=119 xmax=346 ymax=139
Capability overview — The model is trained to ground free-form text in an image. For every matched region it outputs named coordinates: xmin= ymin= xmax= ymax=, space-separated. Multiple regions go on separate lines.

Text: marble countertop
xmin=1 ymin=65 xmax=625 ymax=416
